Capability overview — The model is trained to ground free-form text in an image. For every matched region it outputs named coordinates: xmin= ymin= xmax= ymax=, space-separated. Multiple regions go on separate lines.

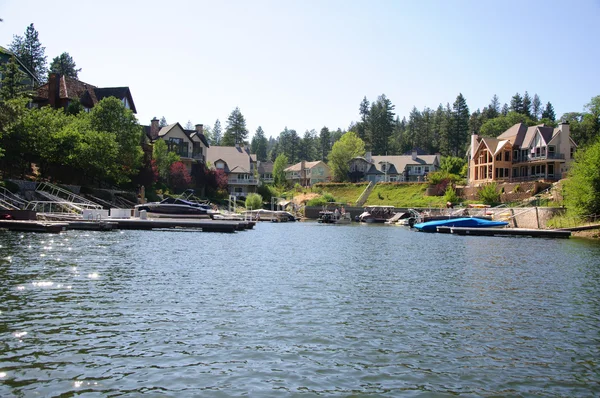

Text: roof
xmin=34 ymin=75 xmax=137 ymax=113
xmin=284 ymin=161 xmax=325 ymax=172
xmin=258 ymin=161 xmax=273 ymax=174
xmin=496 ymin=123 xmax=564 ymax=149
xmin=206 ymin=146 xmax=255 ymax=173
xmin=368 ymin=154 xmax=440 ymax=174
xmin=475 ymin=137 xmax=511 ymax=155
xmin=0 ymin=45 xmax=40 ymax=85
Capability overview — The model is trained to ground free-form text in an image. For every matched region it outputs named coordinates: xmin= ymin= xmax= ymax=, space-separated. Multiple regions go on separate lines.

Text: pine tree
xmin=319 ymin=126 xmax=331 ymax=161
xmin=0 ymin=56 xmax=30 ymax=100
xmin=222 ymin=107 xmax=248 ymax=146
xmin=213 ymin=119 xmax=222 ymax=145
xmin=522 ymin=91 xmax=532 ymax=117
xmin=501 ymin=103 xmax=509 ymax=116
xmin=532 ymin=94 xmax=542 ymax=121
xmin=159 ymin=116 xmax=168 ymax=127
xmin=542 ymin=102 xmax=556 ymax=121
xmin=49 ymin=52 xmax=81 ymax=78
xmin=510 ymin=93 xmax=524 ymax=114
xmin=251 ymin=126 xmax=268 ymax=161
xmin=368 ymin=94 xmax=395 ymax=155
xmin=489 ymin=94 xmax=500 ymax=118
xmin=185 ymin=120 xmax=193 ymax=130
xmin=357 ymin=96 xmax=370 ymax=147
xmin=451 ymin=93 xmax=470 ymax=157
xmin=9 ymin=23 xmax=47 ymax=84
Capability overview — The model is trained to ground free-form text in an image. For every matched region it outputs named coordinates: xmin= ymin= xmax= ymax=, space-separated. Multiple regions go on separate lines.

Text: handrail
xmin=36 ymin=182 xmax=101 ymax=209
xmin=0 ymin=186 xmax=28 ymax=209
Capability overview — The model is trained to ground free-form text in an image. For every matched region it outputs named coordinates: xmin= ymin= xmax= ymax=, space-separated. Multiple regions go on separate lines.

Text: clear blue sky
xmin=1 ymin=0 xmax=599 ymax=141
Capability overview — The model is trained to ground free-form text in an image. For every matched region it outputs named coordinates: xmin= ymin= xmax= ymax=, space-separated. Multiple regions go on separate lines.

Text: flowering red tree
xmin=150 ymin=159 xmax=159 ymax=183
xmin=214 ymin=168 xmax=228 ymax=190
xmin=169 ymin=161 xmax=192 ymax=191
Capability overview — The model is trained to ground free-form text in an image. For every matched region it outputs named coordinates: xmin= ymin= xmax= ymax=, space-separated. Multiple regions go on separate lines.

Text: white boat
xmin=317 ymin=209 xmax=352 ymax=224
xmin=241 ymin=209 xmax=297 ymax=222
xmin=357 ymin=205 xmax=396 ymax=223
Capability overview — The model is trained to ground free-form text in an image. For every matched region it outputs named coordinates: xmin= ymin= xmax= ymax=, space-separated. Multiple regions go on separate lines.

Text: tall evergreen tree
xmin=357 ymin=96 xmax=370 ymax=147
xmin=469 ymin=109 xmax=483 ymax=135
xmin=222 ymin=107 xmax=248 ymax=146
xmin=9 ymin=23 xmax=47 ymax=84
xmin=319 ymin=126 xmax=331 ymax=162
xmin=213 ymin=119 xmax=222 ymax=145
xmin=299 ymin=129 xmax=317 ymax=161
xmin=159 ymin=116 xmax=168 ymax=127
xmin=522 ymin=91 xmax=532 ymax=118
xmin=488 ymin=94 xmax=500 ymax=118
xmin=0 ymin=56 xmax=30 ymax=100
xmin=501 ymin=103 xmax=509 ymax=116
xmin=368 ymin=94 xmax=395 ymax=155
xmin=532 ymin=94 xmax=542 ymax=121
xmin=542 ymin=102 xmax=556 ymax=121
xmin=250 ymin=126 xmax=268 ymax=161
xmin=49 ymin=52 xmax=81 ymax=78
xmin=510 ymin=93 xmax=524 ymax=114
xmin=451 ymin=93 xmax=470 ymax=157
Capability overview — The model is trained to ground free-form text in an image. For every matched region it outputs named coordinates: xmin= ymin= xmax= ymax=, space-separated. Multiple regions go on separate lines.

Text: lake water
xmin=1 ymin=222 xmax=599 ymax=397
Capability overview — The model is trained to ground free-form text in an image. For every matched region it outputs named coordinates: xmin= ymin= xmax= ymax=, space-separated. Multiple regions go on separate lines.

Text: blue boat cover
xmin=413 ymin=217 xmax=508 ymax=232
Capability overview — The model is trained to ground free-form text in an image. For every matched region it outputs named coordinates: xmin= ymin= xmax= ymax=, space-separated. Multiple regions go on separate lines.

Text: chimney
xmin=150 ymin=117 xmax=160 ymax=140
xmin=195 ymin=124 xmax=204 ymax=135
xmin=470 ymin=134 xmax=479 ymax=161
xmin=48 ymin=73 xmax=60 ymax=108
xmin=411 ymin=150 xmax=417 ymax=161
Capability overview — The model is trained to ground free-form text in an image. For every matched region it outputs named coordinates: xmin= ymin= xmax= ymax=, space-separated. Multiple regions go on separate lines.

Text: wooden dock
xmin=436 ymin=226 xmax=571 ymax=238
xmin=0 ymin=218 xmax=255 ymax=233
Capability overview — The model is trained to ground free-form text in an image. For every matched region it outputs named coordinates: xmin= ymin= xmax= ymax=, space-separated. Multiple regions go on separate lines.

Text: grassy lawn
xmin=304 ymin=182 xmax=448 ymax=208
xmin=366 ymin=183 xmax=447 ymax=208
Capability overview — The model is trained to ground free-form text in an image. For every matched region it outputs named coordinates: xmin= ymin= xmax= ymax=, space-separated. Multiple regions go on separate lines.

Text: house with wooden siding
xmin=468 ymin=122 xmax=576 ymax=185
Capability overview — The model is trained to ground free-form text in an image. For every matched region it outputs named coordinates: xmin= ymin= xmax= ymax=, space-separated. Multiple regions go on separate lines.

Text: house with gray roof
xmin=468 ymin=122 xmax=576 ymax=185
xmin=144 ymin=118 xmax=209 ymax=173
xmin=206 ymin=145 xmax=258 ymax=197
xmin=349 ymin=150 xmax=441 ymax=183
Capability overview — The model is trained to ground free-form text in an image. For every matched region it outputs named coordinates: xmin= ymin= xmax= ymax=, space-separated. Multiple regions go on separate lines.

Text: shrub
xmin=322 ymin=192 xmax=336 ymax=202
xmin=513 ymin=184 xmax=521 ymax=193
xmin=306 ymin=196 xmax=328 ymax=207
xmin=477 ymin=182 xmax=501 ymax=205
xmin=245 ymin=193 xmax=263 ymax=210
xmin=444 ymin=186 xmax=459 ymax=204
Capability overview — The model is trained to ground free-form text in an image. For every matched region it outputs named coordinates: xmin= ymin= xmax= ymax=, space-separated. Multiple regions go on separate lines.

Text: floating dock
xmin=436 ymin=226 xmax=571 ymax=238
xmin=0 ymin=218 xmax=255 ymax=233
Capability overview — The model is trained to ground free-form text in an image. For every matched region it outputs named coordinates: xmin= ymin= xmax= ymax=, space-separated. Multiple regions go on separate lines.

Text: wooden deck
xmin=436 ymin=226 xmax=571 ymax=238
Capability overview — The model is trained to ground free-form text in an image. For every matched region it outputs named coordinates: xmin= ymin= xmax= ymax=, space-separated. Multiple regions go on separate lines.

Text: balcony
xmin=228 ymin=177 xmax=258 ymax=185
xmin=513 ymin=153 xmax=565 ymax=163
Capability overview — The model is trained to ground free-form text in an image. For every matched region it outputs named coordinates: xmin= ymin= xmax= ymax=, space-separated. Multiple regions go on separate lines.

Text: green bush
xmin=245 ymin=193 xmax=263 ymax=210
xmin=322 ymin=192 xmax=336 ymax=202
xmin=477 ymin=183 xmax=501 ymax=206
xmin=306 ymin=196 xmax=328 ymax=207
xmin=444 ymin=186 xmax=459 ymax=204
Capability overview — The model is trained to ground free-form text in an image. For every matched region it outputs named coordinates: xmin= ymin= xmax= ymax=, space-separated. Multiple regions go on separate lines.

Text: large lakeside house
xmin=33 ymin=73 xmax=137 ymax=114
xmin=468 ymin=122 xmax=576 ymax=186
xmin=143 ymin=118 xmax=210 ymax=174
xmin=206 ymin=145 xmax=258 ymax=198
xmin=284 ymin=161 xmax=331 ymax=186
xmin=348 ymin=150 xmax=441 ymax=183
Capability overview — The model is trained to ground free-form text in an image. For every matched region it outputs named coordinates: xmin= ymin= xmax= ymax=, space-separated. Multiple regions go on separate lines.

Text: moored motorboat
xmin=357 ymin=205 xmax=396 ymax=223
xmin=135 ymin=190 xmax=216 ymax=217
xmin=318 ymin=210 xmax=352 ymax=224
xmin=413 ymin=217 xmax=509 ymax=232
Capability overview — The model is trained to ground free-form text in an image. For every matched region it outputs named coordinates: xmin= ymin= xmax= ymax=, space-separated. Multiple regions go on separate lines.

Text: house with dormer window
xmin=468 ymin=122 xmax=576 ymax=185
xmin=349 ymin=150 xmax=441 ymax=182
xmin=284 ymin=161 xmax=331 ymax=186
xmin=143 ymin=118 xmax=210 ymax=173
xmin=206 ymin=145 xmax=258 ymax=197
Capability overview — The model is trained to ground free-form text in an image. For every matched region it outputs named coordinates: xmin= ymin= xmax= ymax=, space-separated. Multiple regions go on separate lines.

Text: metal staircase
xmin=0 ymin=187 xmax=28 ymax=210
xmin=355 ymin=181 xmax=375 ymax=207
xmin=26 ymin=182 xmax=102 ymax=215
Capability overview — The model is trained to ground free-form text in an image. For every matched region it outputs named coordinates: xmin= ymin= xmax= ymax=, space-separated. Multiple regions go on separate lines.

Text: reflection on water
xmin=1 ymin=224 xmax=599 ymax=396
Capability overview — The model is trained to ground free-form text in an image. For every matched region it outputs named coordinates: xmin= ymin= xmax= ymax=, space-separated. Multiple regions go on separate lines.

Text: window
xmin=496 ymin=153 xmax=502 ymax=161
xmin=413 ymin=166 xmax=422 ymax=174
xmin=504 ymin=151 xmax=510 ymax=162
xmin=216 ymin=161 xmax=225 ymax=169
xmin=548 ymin=146 xmax=556 ymax=158
xmin=513 ymin=150 xmax=518 ymax=161
xmin=424 ymin=166 xmax=429 ymax=173
xmin=570 ymin=147 xmax=575 ymax=159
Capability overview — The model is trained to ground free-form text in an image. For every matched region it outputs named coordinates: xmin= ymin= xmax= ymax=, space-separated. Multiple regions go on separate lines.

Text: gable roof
xmin=284 ymin=161 xmax=326 ymax=172
xmin=496 ymin=123 xmax=559 ymax=149
xmin=0 ymin=45 xmax=40 ymax=86
xmin=257 ymin=161 xmax=273 ymax=174
xmin=206 ymin=146 xmax=255 ymax=173
xmin=475 ymin=137 xmax=511 ymax=155
xmin=369 ymin=154 xmax=440 ymax=174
